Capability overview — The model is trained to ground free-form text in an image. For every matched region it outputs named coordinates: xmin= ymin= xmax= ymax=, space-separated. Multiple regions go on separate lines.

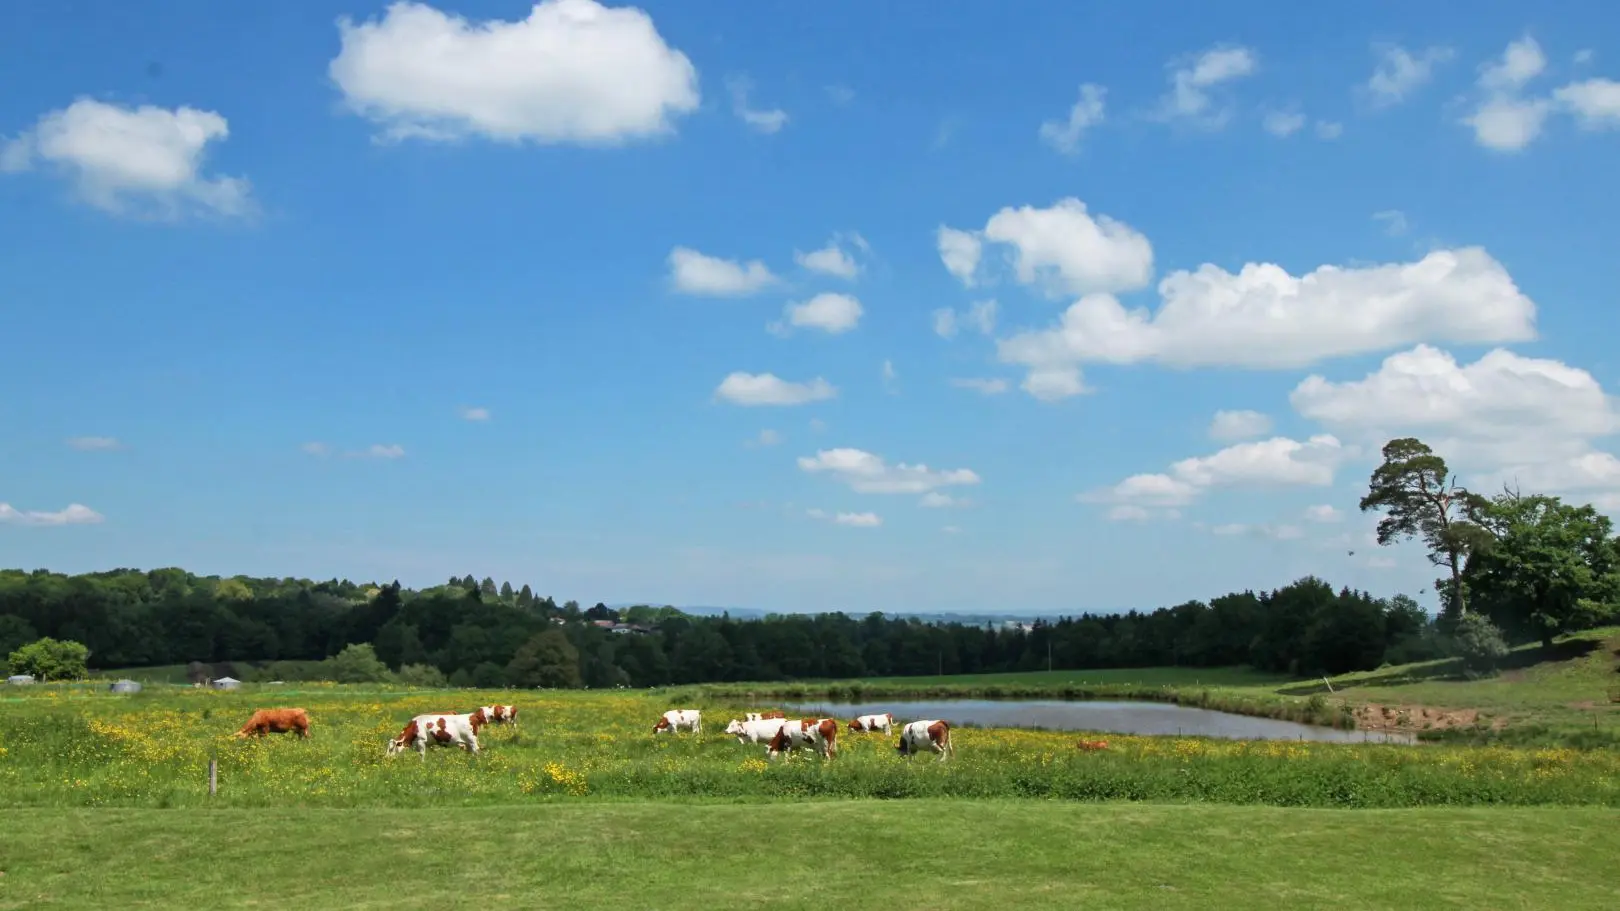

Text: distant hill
xmin=608 ymin=603 xmax=1058 ymax=626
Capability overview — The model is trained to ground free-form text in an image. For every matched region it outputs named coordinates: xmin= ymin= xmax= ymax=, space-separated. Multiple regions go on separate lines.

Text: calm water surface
xmin=785 ymin=699 xmax=1414 ymax=744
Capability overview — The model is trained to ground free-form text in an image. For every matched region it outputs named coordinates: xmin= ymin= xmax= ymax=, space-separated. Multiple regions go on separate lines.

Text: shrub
xmin=7 ymin=637 xmax=90 ymax=681
xmin=1451 ymin=614 xmax=1509 ymax=675
xmin=397 ymin=664 xmax=448 ymax=687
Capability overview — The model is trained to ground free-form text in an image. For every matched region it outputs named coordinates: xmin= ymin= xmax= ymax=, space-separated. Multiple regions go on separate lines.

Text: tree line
xmin=3 ymin=437 xmax=1615 ymax=686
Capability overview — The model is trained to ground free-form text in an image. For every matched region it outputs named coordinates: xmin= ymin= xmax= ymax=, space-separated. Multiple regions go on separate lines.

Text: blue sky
xmin=3 ymin=1 xmax=1619 ymax=614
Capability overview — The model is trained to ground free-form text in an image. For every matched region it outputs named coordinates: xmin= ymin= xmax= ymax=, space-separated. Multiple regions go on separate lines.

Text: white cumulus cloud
xmin=1 ymin=98 xmax=250 ymax=218
xmin=1463 ymin=35 xmax=1552 ymax=152
xmin=936 ymin=226 xmax=983 ymax=287
xmin=1082 ymin=434 xmax=1346 ymax=518
xmin=997 ymin=246 xmax=1536 ymax=400
xmin=458 ymin=406 xmax=490 ymax=421
xmin=798 ymin=447 xmax=981 ymax=495
xmin=1291 ymin=344 xmax=1620 ymax=508
xmin=328 ymin=0 xmax=699 ymax=145
xmin=939 ymin=198 xmax=1153 ymax=299
xmin=668 ymin=246 xmax=776 ymax=296
xmin=769 ymin=293 xmax=863 ymax=335
xmin=1554 ymin=78 xmax=1620 ymax=130
xmin=794 ymin=233 xmax=865 ymax=279
xmin=715 ymin=372 xmax=837 ymax=406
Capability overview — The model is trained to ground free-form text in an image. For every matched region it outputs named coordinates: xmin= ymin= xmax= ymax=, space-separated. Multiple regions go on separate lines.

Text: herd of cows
xmin=228 ymin=705 xmax=959 ymax=762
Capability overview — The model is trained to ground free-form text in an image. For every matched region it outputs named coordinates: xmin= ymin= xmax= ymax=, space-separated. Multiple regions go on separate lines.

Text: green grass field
xmin=3 ymin=802 xmax=1616 ymax=910
xmin=2 ymin=685 xmax=1617 ymax=809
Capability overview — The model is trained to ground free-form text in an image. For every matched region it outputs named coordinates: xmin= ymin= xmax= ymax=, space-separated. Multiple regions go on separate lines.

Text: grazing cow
xmin=766 ymin=718 xmax=837 ymax=760
xmin=387 ymin=710 xmax=485 ymax=759
xmin=652 ymin=709 xmax=702 ymax=735
xmin=233 ymin=708 xmax=311 ymax=739
xmin=726 ymin=717 xmax=789 ymax=745
xmin=848 ymin=712 xmax=894 ymax=735
xmin=480 ymin=705 xmax=519 ymax=727
xmin=1076 ymin=739 xmax=1109 ymax=752
xmin=896 ymin=719 xmax=954 ymax=761
xmin=744 ymin=710 xmax=786 ymax=722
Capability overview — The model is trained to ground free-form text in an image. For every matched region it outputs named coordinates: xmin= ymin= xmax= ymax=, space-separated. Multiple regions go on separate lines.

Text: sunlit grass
xmin=1 ymin=683 xmax=1617 ymax=809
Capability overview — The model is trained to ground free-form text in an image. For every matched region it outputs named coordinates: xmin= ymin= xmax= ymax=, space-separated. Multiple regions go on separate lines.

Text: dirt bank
xmin=1352 ymin=702 xmax=1503 ymax=733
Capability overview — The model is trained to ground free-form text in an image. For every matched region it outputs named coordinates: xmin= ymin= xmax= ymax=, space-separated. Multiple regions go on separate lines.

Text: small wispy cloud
xmin=0 ymin=502 xmax=104 ymax=526
xmin=66 ymin=436 xmax=123 ymax=452
xmin=458 ymin=405 xmax=490 ymax=421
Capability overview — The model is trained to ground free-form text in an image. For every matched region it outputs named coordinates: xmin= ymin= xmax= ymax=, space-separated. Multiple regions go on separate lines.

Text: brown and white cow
xmin=848 ymin=712 xmax=894 ymax=735
xmin=896 ymin=719 xmax=954 ymax=761
xmin=479 ymin=705 xmax=519 ymax=727
xmin=744 ymin=710 xmax=785 ymax=722
xmin=387 ymin=710 xmax=485 ymax=759
xmin=766 ymin=718 xmax=837 ymax=760
xmin=233 ymin=708 xmax=311 ymax=739
xmin=652 ymin=709 xmax=702 ymax=735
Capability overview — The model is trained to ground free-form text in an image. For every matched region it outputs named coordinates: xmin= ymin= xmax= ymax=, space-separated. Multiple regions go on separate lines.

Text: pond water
xmin=784 ymin=699 xmax=1415 ymax=744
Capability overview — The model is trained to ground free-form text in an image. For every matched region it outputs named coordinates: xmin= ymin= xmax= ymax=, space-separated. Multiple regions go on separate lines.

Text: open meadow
xmin=7 ymin=648 xmax=1620 ymax=908
xmin=2 ymin=680 xmax=1619 ymax=809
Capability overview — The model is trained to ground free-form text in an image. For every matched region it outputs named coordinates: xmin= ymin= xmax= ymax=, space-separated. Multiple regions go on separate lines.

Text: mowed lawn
xmin=2 ymin=802 xmax=1616 ymax=910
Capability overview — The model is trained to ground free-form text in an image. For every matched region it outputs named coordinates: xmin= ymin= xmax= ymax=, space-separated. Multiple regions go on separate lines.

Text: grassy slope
xmin=3 ymin=802 xmax=1617 ymax=910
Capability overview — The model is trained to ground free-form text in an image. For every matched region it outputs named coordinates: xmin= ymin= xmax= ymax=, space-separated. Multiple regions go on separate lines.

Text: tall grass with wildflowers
xmin=1 ymin=683 xmax=1616 ymax=809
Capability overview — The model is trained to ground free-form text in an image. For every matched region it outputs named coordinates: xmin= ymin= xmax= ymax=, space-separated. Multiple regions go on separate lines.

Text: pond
xmin=783 ymin=699 xmax=1415 ymax=744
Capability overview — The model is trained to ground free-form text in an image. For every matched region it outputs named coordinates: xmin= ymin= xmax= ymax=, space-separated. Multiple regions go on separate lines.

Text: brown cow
xmin=233 ymin=708 xmax=311 ymax=739
xmin=1076 ymin=739 xmax=1110 ymax=752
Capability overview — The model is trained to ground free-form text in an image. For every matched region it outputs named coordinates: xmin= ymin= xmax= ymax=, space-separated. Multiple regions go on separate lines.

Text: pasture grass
xmin=2 ymin=802 xmax=1617 ymax=909
xmin=2 ymin=685 xmax=1618 ymax=810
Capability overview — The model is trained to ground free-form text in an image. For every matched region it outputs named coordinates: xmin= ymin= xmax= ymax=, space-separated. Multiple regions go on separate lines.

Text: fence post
xmin=208 ymin=757 xmax=218 ymax=797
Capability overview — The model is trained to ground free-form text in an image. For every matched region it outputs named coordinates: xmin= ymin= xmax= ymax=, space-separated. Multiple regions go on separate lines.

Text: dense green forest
xmin=4 ymin=437 xmax=1617 ymax=686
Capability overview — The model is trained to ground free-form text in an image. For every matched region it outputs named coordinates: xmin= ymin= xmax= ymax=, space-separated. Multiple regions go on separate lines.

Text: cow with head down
xmin=896 ymin=719 xmax=954 ymax=761
xmin=233 ymin=708 xmax=311 ymax=739
xmin=848 ymin=712 xmax=893 ymax=735
xmin=652 ymin=709 xmax=701 ymax=735
xmin=480 ymin=704 xmax=519 ymax=728
xmin=387 ymin=710 xmax=485 ymax=759
xmin=766 ymin=718 xmax=838 ymax=760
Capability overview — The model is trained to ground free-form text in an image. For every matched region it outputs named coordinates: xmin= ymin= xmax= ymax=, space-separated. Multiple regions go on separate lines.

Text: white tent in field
xmin=6 ymin=674 xmax=34 ymax=685
xmin=210 ymin=677 xmax=241 ymax=690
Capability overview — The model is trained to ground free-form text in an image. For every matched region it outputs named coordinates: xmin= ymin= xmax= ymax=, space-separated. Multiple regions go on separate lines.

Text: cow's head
xmin=896 ymin=736 xmax=911 ymax=756
xmin=847 ymin=719 xmax=862 ymax=733
xmin=652 ymin=717 xmax=671 ymax=734
xmin=386 ymin=721 xmax=417 ymax=757
xmin=724 ymin=719 xmax=746 ymax=736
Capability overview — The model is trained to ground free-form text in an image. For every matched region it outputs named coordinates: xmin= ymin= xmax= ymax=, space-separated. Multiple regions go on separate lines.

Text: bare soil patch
xmin=1352 ymin=703 xmax=1504 ymax=733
